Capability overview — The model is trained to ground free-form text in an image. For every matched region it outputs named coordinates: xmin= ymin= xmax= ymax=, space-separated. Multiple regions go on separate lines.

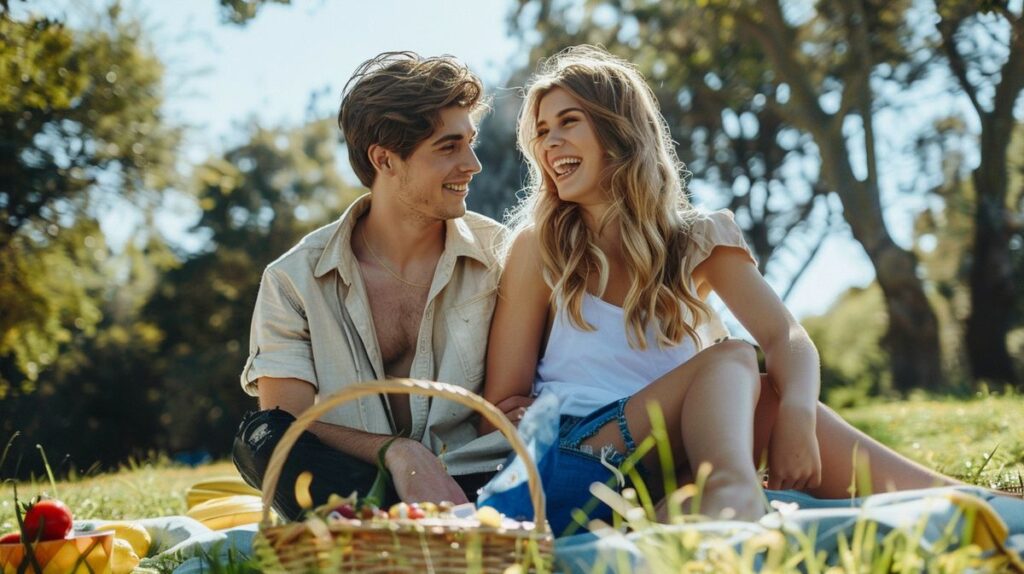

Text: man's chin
xmin=441 ymin=198 xmax=467 ymax=219
xmin=444 ymin=204 xmax=467 ymax=219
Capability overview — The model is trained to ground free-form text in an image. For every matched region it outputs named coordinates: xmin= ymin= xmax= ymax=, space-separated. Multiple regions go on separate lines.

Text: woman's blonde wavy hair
xmin=508 ymin=45 xmax=711 ymax=350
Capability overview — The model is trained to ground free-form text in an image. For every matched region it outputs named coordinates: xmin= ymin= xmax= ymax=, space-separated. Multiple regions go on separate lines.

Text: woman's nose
xmin=543 ymin=131 xmax=563 ymax=149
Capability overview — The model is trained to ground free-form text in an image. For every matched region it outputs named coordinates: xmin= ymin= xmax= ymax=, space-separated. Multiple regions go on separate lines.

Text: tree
xmin=0 ymin=9 xmax=179 ymax=393
xmin=144 ymin=119 xmax=361 ymax=454
xmin=504 ymin=2 xmax=840 ymax=283
xmin=914 ymin=118 xmax=1024 ymax=384
xmin=469 ymin=74 xmax=531 ymax=222
xmin=512 ymin=0 xmax=944 ymax=391
xmin=217 ymin=0 xmax=291 ymax=24
xmin=934 ymin=2 xmax=1024 ymax=383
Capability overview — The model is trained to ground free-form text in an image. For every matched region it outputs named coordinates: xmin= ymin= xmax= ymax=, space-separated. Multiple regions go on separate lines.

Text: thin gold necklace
xmin=360 ymin=229 xmax=431 ymax=289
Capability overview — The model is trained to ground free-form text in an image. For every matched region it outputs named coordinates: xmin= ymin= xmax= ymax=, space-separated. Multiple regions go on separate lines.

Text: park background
xmin=1 ymin=0 xmax=1022 ymax=480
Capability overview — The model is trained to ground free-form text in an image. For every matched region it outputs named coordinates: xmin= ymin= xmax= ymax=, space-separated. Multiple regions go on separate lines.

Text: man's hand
xmin=479 ymin=394 xmax=535 ymax=434
xmin=766 ymin=404 xmax=822 ymax=491
xmin=384 ymin=438 xmax=469 ymax=505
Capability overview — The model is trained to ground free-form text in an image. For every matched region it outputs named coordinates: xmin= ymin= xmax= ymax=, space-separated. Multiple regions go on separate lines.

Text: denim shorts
xmin=557 ymin=396 xmax=650 ymax=481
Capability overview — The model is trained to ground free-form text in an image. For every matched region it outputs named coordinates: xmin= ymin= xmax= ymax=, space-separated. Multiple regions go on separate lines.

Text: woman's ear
xmin=368 ymin=144 xmax=394 ymax=176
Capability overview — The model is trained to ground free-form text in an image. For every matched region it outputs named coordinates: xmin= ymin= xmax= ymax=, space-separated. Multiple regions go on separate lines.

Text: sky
xmin=20 ymin=0 xmax=887 ymax=320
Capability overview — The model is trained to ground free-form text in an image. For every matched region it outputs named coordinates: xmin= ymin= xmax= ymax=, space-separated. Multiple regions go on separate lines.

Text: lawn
xmin=0 ymin=393 xmax=1021 ymax=572
xmin=0 ymin=460 xmax=238 ymax=532
xmin=837 ymin=392 xmax=1024 ymax=488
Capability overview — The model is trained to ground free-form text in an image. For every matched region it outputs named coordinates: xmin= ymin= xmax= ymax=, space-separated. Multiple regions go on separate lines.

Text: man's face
xmin=391 ymin=106 xmax=482 ymax=222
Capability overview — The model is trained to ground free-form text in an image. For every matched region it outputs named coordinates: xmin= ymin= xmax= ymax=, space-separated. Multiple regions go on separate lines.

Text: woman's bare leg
xmin=579 ymin=340 xmax=765 ymax=520
xmin=753 ymin=380 xmax=959 ymax=498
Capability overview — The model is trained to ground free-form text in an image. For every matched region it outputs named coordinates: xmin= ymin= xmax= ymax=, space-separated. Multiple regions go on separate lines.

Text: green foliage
xmin=1 ymin=3 xmax=361 ymax=472
xmin=0 ymin=221 xmax=105 ymax=396
xmin=143 ymin=119 xmax=360 ymax=453
xmin=803 ymin=284 xmax=892 ymax=406
xmin=0 ymin=11 xmax=178 ymax=242
xmin=217 ymin=0 xmax=291 ymax=24
xmin=0 ymin=9 xmax=179 ymax=393
xmin=506 ymin=0 xmax=841 ymax=273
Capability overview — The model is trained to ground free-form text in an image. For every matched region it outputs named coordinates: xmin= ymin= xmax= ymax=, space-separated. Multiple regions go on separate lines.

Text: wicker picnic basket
xmin=255 ymin=379 xmax=554 ymax=573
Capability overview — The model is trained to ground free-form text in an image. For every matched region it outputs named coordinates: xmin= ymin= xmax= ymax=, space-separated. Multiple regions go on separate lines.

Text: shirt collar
xmin=313 ymin=193 xmax=493 ymax=283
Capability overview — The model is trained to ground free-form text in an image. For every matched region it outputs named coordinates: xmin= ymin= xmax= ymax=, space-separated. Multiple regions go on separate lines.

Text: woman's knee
xmin=705 ymin=339 xmax=759 ymax=378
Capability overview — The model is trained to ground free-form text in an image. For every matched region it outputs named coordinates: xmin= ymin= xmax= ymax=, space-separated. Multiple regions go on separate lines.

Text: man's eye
xmin=442 ymin=144 xmax=456 ymax=152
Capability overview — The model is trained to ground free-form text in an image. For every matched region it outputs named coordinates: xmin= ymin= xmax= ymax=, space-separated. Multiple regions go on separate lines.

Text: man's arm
xmin=258 ymin=376 xmax=469 ymax=504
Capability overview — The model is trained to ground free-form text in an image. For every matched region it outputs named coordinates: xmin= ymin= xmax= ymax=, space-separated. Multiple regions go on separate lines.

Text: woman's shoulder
xmin=501 ymin=225 xmax=547 ymax=276
xmin=505 ymin=225 xmax=542 ymax=259
xmin=681 ymin=209 xmax=757 ymax=270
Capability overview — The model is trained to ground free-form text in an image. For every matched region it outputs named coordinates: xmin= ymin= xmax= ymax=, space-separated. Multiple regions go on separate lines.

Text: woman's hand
xmin=767 ymin=403 xmax=822 ymax=491
xmin=479 ymin=394 xmax=535 ymax=434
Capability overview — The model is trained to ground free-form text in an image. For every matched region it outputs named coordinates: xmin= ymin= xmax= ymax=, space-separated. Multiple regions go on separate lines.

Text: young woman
xmin=481 ymin=45 xmax=957 ymax=521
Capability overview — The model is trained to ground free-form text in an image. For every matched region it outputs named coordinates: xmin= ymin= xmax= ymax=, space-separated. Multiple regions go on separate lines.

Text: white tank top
xmin=534 ymin=293 xmax=699 ymax=417
xmin=532 ymin=209 xmax=757 ymax=418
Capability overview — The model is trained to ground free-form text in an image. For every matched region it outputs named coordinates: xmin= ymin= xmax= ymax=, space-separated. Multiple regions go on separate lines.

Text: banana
xmin=185 ymin=495 xmax=264 ymax=531
xmin=185 ymin=477 xmax=260 ymax=510
xmin=294 ymin=471 xmax=313 ymax=510
xmin=192 ymin=512 xmax=263 ymax=531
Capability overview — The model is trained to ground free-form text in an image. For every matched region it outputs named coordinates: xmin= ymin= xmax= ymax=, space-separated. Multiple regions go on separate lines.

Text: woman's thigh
xmin=577 ymin=340 xmax=760 ymax=488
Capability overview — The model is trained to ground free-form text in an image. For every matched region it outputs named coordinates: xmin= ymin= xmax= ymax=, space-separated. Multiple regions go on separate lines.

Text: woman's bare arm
xmin=480 ymin=229 xmax=551 ymax=433
xmin=694 ymin=247 xmax=822 ymax=490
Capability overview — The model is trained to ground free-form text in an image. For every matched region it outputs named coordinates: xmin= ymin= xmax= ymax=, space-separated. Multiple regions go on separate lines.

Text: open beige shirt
xmin=241 ymin=194 xmax=511 ymax=476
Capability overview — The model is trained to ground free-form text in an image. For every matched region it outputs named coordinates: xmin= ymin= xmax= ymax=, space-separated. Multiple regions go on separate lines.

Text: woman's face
xmin=534 ymin=87 xmax=608 ymax=206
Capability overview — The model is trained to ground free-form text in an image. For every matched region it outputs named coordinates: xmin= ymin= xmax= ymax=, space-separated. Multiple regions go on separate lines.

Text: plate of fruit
xmin=0 ymin=497 xmax=115 ymax=574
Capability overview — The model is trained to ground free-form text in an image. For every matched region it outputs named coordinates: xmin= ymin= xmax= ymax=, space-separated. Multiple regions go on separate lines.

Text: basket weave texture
xmin=256 ymin=379 xmax=554 ymax=573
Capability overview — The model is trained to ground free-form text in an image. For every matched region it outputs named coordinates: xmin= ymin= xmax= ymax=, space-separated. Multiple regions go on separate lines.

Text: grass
xmin=0 ymin=460 xmax=238 ymax=533
xmin=1 ymin=393 xmax=1022 ymax=572
xmin=837 ymin=391 xmax=1024 ymax=488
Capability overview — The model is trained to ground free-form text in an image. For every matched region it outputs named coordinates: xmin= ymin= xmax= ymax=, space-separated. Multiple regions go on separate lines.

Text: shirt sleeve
xmin=240 ymin=267 xmax=319 ymax=396
xmin=684 ymin=209 xmax=758 ymax=276
xmin=684 ymin=210 xmax=758 ymax=348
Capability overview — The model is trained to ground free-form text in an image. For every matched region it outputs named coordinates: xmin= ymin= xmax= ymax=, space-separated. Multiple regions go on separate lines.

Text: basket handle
xmin=259 ymin=378 xmax=547 ymax=533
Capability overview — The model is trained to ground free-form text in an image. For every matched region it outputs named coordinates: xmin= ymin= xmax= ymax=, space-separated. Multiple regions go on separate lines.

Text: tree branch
xmin=991 ymin=13 xmax=1024 ymax=125
xmin=844 ymin=0 xmax=880 ymax=193
xmin=732 ymin=1 xmax=833 ymax=132
xmin=781 ymin=198 xmax=836 ymax=303
xmin=937 ymin=15 xmax=985 ymax=116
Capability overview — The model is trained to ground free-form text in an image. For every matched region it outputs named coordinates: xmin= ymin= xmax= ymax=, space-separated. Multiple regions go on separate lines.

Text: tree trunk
xmin=741 ymin=0 xmax=945 ymax=392
xmin=965 ymin=117 xmax=1018 ymax=383
xmin=815 ymin=126 xmax=945 ymax=392
xmin=873 ymin=240 xmax=945 ymax=392
xmin=934 ymin=4 xmax=1024 ymax=386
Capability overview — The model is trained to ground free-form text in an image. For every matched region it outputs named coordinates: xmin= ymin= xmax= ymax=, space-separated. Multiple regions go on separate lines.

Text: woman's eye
xmin=562 ymin=117 xmax=577 ymax=127
xmin=536 ymin=128 xmax=549 ymax=137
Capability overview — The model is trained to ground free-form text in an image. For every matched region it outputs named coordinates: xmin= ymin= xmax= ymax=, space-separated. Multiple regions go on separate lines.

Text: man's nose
xmin=462 ymin=148 xmax=482 ymax=174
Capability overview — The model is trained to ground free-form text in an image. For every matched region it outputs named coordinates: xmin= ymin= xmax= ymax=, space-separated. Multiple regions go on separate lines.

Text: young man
xmin=231 ymin=52 xmax=531 ymax=520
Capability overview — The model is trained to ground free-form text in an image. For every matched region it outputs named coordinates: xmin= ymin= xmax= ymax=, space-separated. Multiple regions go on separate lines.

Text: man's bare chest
xmin=363 ymin=280 xmax=429 ymax=370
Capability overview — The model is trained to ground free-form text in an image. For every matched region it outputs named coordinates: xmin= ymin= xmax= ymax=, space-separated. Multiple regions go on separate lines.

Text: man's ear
xmin=368 ymin=144 xmax=395 ymax=176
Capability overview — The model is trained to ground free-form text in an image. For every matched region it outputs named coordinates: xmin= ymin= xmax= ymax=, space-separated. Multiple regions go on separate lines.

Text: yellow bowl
xmin=0 ymin=531 xmax=113 ymax=574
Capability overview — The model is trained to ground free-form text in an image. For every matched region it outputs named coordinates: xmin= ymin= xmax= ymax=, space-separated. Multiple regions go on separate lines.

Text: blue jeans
xmin=558 ymin=397 xmax=649 ymax=474
xmin=545 ymin=397 xmax=652 ymax=535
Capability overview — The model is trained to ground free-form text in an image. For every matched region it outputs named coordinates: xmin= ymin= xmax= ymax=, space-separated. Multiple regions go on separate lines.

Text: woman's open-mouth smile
xmin=551 ymin=156 xmax=582 ymax=180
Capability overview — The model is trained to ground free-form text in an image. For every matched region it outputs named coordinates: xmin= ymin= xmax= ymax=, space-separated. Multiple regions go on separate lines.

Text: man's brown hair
xmin=339 ymin=52 xmax=485 ymax=188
